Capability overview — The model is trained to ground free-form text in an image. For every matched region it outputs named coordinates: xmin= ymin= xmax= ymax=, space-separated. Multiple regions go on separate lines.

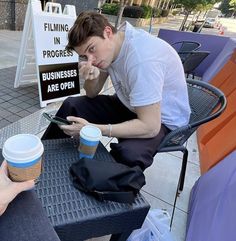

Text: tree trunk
xmin=161 ymin=0 xmax=167 ymax=9
xmin=165 ymin=0 xmax=171 ymax=9
xmin=196 ymin=11 xmax=201 ymax=21
xmin=115 ymin=0 xmax=127 ymax=28
xmin=179 ymin=11 xmax=189 ymax=31
xmin=157 ymin=0 xmax=162 ymax=9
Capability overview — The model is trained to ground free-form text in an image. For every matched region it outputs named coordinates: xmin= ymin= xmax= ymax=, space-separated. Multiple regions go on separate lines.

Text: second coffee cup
xmin=79 ymin=125 xmax=102 ymax=159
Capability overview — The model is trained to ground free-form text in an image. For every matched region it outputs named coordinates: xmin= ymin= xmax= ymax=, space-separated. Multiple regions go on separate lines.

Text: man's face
xmin=74 ymin=26 xmax=115 ymax=70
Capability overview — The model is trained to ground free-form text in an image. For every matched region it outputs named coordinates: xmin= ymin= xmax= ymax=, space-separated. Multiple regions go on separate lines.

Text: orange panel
xmin=197 ymin=49 xmax=236 ymax=174
xmin=197 ymin=90 xmax=236 ymax=143
xmin=210 ymin=49 xmax=236 ymax=91
xmin=199 ymin=113 xmax=236 ymax=174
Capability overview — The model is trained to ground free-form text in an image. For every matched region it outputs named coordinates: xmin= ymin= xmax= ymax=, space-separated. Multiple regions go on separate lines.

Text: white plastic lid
xmin=2 ymin=134 xmax=44 ymax=163
xmin=80 ymin=125 xmax=102 ymax=142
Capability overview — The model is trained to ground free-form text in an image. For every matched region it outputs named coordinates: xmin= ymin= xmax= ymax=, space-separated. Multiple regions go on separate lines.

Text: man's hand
xmin=0 ymin=161 xmax=35 ymax=216
xmin=79 ymin=59 xmax=100 ymax=80
xmin=59 ymin=116 xmax=89 ymax=137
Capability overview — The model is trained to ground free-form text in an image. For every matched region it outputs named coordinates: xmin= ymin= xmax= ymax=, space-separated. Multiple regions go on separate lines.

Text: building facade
xmin=0 ymin=0 xmax=103 ymax=30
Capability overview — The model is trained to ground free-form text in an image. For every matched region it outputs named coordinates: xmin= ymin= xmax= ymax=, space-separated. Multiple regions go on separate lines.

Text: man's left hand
xmin=59 ymin=116 xmax=89 ymax=137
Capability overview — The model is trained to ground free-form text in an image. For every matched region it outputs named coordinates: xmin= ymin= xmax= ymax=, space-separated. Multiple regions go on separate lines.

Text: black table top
xmin=36 ymin=138 xmax=150 ymax=241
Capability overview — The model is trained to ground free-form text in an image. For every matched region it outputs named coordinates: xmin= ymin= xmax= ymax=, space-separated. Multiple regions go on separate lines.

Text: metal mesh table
xmin=36 ymin=138 xmax=150 ymax=241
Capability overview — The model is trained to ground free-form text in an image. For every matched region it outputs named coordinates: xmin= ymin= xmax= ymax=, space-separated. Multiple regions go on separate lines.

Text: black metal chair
xmin=171 ymin=41 xmax=201 ymax=52
xmin=182 ymin=51 xmax=210 ymax=78
xmin=156 ymin=79 xmax=227 ymax=227
xmin=172 ymin=41 xmax=201 ymax=62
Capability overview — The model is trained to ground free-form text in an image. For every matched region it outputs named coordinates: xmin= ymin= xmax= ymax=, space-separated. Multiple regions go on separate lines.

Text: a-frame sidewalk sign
xmin=14 ymin=0 xmax=80 ymax=107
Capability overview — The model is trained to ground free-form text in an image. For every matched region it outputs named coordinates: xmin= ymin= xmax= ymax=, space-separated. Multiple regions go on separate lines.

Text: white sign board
xmin=15 ymin=0 xmax=79 ymax=107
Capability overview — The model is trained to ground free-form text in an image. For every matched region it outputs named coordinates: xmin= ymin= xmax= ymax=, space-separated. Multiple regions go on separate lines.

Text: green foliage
xmin=219 ymin=0 xmax=231 ymax=14
xmin=140 ymin=4 xmax=153 ymax=19
xmin=161 ymin=9 xmax=170 ymax=17
xmin=152 ymin=8 xmax=162 ymax=17
xmin=172 ymin=9 xmax=181 ymax=15
xmin=101 ymin=3 xmax=119 ymax=16
xmin=174 ymin=0 xmax=219 ymax=12
xmin=102 ymin=2 xmax=170 ymax=19
xmin=123 ymin=6 xmax=144 ymax=18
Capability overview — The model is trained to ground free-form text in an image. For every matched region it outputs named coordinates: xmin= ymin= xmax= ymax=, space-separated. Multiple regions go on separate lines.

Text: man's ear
xmin=103 ymin=26 xmax=113 ymax=39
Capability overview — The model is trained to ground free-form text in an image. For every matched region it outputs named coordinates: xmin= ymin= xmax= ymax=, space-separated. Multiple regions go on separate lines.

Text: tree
xmin=115 ymin=0 xmax=129 ymax=28
xmin=229 ymin=0 xmax=236 ymax=17
xmin=219 ymin=0 xmax=231 ymax=15
xmin=174 ymin=0 xmax=219 ymax=30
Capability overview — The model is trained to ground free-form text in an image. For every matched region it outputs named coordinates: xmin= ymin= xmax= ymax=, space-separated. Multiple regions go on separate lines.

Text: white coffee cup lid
xmin=80 ymin=125 xmax=102 ymax=141
xmin=2 ymin=134 xmax=44 ymax=163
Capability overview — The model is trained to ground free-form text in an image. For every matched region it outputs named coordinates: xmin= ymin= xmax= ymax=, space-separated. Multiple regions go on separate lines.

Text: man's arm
xmin=98 ymin=102 xmax=161 ymax=138
xmin=61 ymin=103 xmax=161 ymax=139
xmin=83 ymin=71 xmax=109 ymax=98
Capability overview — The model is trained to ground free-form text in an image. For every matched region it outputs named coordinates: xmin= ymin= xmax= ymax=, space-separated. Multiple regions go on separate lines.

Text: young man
xmin=42 ymin=11 xmax=191 ymax=170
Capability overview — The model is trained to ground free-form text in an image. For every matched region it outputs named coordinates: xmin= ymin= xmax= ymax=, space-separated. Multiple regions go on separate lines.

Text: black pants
xmin=42 ymin=95 xmax=170 ymax=170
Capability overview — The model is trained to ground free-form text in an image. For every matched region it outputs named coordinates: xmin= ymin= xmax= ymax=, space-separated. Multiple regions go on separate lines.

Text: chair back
xmin=172 ymin=41 xmax=201 ymax=52
xmin=157 ymin=80 xmax=227 ymax=150
xmin=182 ymin=51 xmax=210 ymax=75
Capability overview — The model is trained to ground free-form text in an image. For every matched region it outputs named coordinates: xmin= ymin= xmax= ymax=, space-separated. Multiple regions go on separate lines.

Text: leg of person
xmin=42 ymin=95 xmax=137 ymax=139
xmin=0 ymin=190 xmax=60 ymax=241
xmin=110 ymin=124 xmax=170 ymax=170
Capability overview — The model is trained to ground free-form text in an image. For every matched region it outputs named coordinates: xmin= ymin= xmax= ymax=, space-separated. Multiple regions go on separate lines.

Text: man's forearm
xmin=84 ymin=71 xmax=108 ymax=98
xmin=96 ymin=118 xmax=161 ymax=139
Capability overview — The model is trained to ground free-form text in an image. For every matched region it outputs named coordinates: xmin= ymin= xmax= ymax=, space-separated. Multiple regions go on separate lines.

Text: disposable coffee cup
xmin=79 ymin=125 xmax=102 ymax=159
xmin=2 ymin=134 xmax=44 ymax=182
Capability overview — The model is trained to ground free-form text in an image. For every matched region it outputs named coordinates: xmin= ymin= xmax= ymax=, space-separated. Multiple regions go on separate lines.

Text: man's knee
xmin=110 ymin=143 xmax=153 ymax=170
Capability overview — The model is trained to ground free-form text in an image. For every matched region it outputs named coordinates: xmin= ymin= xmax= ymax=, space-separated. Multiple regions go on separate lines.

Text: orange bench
xmin=197 ymin=49 xmax=236 ymax=174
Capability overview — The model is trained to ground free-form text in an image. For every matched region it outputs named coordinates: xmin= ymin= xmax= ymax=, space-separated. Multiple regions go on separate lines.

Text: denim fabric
xmin=0 ymin=190 xmax=60 ymax=241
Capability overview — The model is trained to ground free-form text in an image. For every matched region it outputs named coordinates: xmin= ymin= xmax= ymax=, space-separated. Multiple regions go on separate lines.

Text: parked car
xmin=204 ymin=18 xmax=216 ymax=28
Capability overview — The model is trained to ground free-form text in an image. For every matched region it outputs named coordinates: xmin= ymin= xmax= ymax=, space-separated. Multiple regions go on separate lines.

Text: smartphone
xmin=43 ymin=112 xmax=72 ymax=125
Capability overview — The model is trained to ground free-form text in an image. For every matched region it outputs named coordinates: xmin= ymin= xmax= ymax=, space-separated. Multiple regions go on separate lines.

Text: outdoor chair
xmin=171 ymin=41 xmax=201 ymax=62
xmin=156 ymin=79 xmax=227 ymax=227
xmin=182 ymin=50 xmax=210 ymax=78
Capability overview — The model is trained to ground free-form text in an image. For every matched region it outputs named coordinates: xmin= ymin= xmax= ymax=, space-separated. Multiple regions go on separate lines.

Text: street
xmin=142 ymin=15 xmax=236 ymax=38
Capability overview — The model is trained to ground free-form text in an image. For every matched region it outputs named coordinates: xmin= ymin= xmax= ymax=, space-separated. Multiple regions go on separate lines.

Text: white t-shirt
xmin=107 ymin=22 xmax=191 ymax=130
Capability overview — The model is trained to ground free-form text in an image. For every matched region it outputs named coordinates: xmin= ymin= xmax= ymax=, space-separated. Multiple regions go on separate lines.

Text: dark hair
xmin=66 ymin=12 xmax=117 ymax=52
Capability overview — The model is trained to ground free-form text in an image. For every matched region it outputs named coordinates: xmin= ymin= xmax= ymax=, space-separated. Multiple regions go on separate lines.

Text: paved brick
xmin=27 ymin=106 xmax=40 ymax=113
xmin=17 ymin=95 xmax=31 ymax=102
xmin=0 ymin=67 xmax=42 ymax=128
xmin=1 ymin=102 xmax=12 ymax=109
xmin=0 ymin=109 xmax=12 ymax=118
xmin=8 ymin=98 xmax=23 ymax=105
xmin=17 ymin=102 xmax=31 ymax=109
xmin=1 ymin=95 xmax=13 ymax=101
xmin=0 ymin=119 xmax=11 ymax=128
xmin=17 ymin=110 xmax=31 ymax=118
xmin=7 ymin=114 xmax=21 ymax=122
xmin=9 ymin=91 xmax=23 ymax=98
xmin=8 ymin=106 xmax=23 ymax=113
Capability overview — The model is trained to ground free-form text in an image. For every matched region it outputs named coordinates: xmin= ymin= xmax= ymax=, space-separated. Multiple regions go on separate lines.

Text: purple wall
xmin=158 ymin=29 xmax=229 ymax=77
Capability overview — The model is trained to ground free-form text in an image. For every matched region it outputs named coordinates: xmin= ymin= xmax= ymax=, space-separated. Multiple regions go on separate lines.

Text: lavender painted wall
xmin=158 ymin=29 xmax=229 ymax=77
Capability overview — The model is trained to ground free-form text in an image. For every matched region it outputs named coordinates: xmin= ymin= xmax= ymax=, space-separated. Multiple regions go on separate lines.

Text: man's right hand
xmin=79 ymin=59 xmax=100 ymax=80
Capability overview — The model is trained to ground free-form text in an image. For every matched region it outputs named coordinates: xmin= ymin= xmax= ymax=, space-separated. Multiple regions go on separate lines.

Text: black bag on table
xmin=69 ymin=158 xmax=146 ymax=204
